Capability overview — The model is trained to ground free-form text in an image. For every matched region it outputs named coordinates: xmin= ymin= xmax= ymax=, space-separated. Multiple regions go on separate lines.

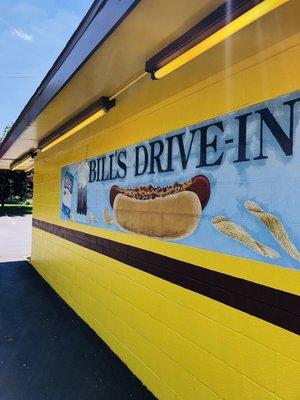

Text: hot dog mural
xmin=60 ymin=90 xmax=300 ymax=270
xmin=110 ymin=175 xmax=210 ymax=239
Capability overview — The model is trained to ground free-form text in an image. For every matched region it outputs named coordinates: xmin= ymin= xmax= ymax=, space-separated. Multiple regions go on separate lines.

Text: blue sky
xmin=0 ymin=0 xmax=93 ymax=135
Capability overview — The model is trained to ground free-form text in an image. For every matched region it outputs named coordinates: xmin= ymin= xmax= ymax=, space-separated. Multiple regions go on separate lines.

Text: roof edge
xmin=0 ymin=0 xmax=140 ymax=160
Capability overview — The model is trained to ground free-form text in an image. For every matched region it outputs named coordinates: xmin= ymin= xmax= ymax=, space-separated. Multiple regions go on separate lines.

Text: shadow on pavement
xmin=0 ymin=206 xmax=32 ymax=217
xmin=0 ymin=261 xmax=155 ymax=400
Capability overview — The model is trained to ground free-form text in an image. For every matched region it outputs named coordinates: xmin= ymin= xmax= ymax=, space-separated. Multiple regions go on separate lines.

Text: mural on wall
xmin=61 ymin=90 xmax=300 ymax=270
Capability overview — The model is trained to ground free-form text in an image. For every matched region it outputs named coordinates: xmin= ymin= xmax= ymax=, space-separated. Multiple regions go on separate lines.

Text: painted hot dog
xmin=110 ymin=175 xmax=210 ymax=239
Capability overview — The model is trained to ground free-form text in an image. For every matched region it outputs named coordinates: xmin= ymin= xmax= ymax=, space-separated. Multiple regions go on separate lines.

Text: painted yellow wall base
xmin=31 ymin=23 xmax=300 ymax=400
xmin=32 ymin=227 xmax=300 ymax=400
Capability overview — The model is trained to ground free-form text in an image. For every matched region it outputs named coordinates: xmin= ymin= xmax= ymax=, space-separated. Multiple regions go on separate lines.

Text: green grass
xmin=0 ymin=204 xmax=32 ymax=216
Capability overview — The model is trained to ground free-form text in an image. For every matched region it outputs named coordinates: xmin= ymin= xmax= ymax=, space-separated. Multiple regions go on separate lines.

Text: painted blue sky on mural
xmin=61 ymin=91 xmax=300 ymax=270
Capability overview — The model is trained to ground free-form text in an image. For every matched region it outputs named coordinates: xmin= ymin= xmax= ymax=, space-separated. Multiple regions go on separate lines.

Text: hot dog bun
xmin=110 ymin=175 xmax=210 ymax=240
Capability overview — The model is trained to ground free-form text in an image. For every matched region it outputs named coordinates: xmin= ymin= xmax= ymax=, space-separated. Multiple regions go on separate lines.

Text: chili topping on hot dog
xmin=110 ymin=174 xmax=210 ymax=209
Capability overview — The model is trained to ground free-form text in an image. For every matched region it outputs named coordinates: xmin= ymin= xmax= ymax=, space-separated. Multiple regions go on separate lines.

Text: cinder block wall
xmin=32 ymin=33 xmax=300 ymax=400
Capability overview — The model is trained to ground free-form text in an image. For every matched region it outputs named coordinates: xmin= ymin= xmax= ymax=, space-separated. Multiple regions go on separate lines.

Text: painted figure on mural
xmin=62 ymin=171 xmax=74 ymax=218
xmin=76 ymin=160 xmax=89 ymax=215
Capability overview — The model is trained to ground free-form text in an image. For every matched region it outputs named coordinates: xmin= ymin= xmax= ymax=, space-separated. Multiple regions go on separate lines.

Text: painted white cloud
xmin=11 ymin=28 xmax=33 ymax=42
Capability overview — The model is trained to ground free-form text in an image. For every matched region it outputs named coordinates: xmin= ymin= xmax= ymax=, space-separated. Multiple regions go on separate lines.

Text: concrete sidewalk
xmin=0 ymin=214 xmax=32 ymax=261
xmin=0 ymin=261 xmax=155 ymax=400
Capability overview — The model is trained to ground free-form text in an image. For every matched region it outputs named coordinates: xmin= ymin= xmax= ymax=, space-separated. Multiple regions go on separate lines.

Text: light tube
xmin=11 ymin=155 xmax=32 ymax=171
xmin=40 ymin=109 xmax=106 ymax=153
xmin=151 ymin=0 xmax=289 ymax=79
xmin=39 ymin=97 xmax=115 ymax=153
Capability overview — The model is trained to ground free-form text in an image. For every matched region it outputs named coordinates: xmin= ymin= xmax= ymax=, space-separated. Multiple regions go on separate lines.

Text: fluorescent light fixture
xmin=11 ymin=153 xmax=34 ymax=171
xmin=146 ymin=0 xmax=289 ymax=79
xmin=39 ymin=96 xmax=116 ymax=152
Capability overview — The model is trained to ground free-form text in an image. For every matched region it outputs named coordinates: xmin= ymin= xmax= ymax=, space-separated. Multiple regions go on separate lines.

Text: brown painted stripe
xmin=32 ymin=218 xmax=300 ymax=335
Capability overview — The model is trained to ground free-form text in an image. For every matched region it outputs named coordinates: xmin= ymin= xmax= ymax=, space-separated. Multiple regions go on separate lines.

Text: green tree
xmin=0 ymin=123 xmax=12 ymax=143
xmin=0 ymin=170 xmax=33 ymax=209
xmin=0 ymin=124 xmax=33 ymax=208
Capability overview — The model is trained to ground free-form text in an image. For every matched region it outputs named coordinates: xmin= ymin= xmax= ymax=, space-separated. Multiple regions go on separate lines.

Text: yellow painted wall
xmin=31 ymin=31 xmax=300 ymax=400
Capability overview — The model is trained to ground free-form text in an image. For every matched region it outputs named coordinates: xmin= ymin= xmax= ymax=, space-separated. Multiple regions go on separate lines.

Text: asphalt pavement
xmin=0 ymin=215 xmax=155 ymax=399
xmin=0 ymin=214 xmax=32 ymax=261
xmin=0 ymin=261 xmax=155 ymax=400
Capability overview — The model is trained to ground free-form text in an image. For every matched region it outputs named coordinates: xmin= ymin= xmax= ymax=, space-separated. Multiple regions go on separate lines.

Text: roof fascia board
xmin=0 ymin=0 xmax=140 ymax=159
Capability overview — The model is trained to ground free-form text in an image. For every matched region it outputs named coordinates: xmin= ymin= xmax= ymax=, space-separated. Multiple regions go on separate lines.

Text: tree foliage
xmin=0 ymin=124 xmax=33 ymax=208
xmin=0 ymin=170 xmax=33 ymax=208
xmin=0 ymin=123 xmax=12 ymax=143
